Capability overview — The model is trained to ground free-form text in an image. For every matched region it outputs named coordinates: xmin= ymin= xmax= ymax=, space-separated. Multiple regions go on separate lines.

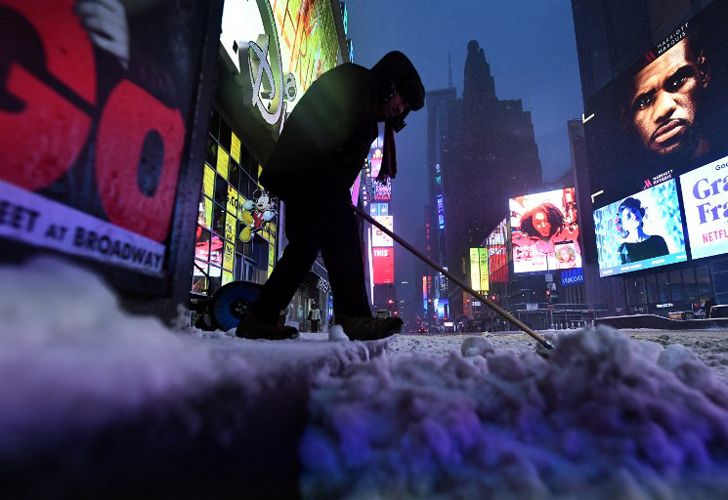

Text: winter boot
xmin=236 ymin=313 xmax=299 ymax=340
xmin=336 ymin=315 xmax=403 ymax=341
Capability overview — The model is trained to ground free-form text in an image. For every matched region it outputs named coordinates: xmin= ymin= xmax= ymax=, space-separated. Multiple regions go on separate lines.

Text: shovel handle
xmin=353 ymin=204 xmax=554 ymax=350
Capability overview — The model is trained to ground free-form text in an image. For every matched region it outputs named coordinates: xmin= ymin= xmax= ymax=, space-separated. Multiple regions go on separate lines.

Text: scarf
xmin=376 ymin=120 xmax=397 ymax=184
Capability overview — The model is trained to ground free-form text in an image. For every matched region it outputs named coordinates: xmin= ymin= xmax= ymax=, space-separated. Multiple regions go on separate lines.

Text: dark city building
xmin=427 ymin=41 xmax=542 ymax=321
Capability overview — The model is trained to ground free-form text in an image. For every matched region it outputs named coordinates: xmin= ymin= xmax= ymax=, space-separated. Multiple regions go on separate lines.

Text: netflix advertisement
xmin=372 ymin=246 xmax=394 ymax=285
xmin=0 ymin=1 xmax=216 ymax=283
xmin=584 ymin=2 xmax=728 ymax=207
xmin=680 ymin=153 xmax=728 ymax=260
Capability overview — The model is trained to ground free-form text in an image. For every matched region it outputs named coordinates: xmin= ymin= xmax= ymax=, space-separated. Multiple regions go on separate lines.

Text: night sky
xmin=346 ymin=0 xmax=584 ymax=306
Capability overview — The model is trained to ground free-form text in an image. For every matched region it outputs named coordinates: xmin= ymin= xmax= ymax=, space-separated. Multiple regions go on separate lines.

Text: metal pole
xmin=354 ymin=204 xmax=554 ymax=350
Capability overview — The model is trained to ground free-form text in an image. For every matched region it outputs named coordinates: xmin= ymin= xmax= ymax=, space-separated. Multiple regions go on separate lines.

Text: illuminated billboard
xmin=469 ymin=249 xmax=480 ymax=290
xmin=369 ymin=149 xmax=383 ymax=179
xmin=584 ymin=2 xmax=728 ymax=209
xmin=487 ymin=218 xmax=509 ymax=284
xmin=680 ymin=153 xmax=728 ymax=260
xmin=593 ymin=179 xmax=687 ymax=277
xmin=0 ymin=0 xmax=215 ymax=286
xmin=469 ymin=248 xmax=489 ymax=292
xmin=369 ymin=203 xmax=389 ymax=216
xmin=221 ymin=0 xmax=343 ymax=111
xmin=218 ymin=0 xmax=345 ymax=162
xmin=373 ymin=179 xmax=392 ymax=201
xmin=510 ymin=188 xmax=580 ymax=273
xmin=372 ymin=247 xmax=394 ymax=284
xmin=372 ymin=216 xmax=394 ymax=247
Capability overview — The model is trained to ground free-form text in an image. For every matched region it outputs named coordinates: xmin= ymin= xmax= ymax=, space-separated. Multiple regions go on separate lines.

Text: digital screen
xmin=680 ymin=153 xmax=728 ymax=260
xmin=372 ymin=247 xmax=394 ymax=284
xmin=561 ymin=268 xmax=584 ymax=287
xmin=510 ymin=188 xmax=580 ymax=273
xmin=584 ymin=2 xmax=728 ymax=208
xmin=487 ymin=218 xmax=509 ymax=283
xmin=478 ymin=248 xmax=489 ymax=292
xmin=369 ymin=150 xmax=383 ymax=179
xmin=469 ymin=248 xmax=480 ymax=291
xmin=436 ymin=194 xmax=445 ymax=230
xmin=369 ymin=203 xmax=389 ymax=216
xmin=593 ymin=179 xmax=687 ymax=277
xmin=373 ymin=180 xmax=392 ymax=201
xmin=371 ymin=216 xmax=394 ymax=247
xmin=468 ymin=248 xmax=488 ymax=292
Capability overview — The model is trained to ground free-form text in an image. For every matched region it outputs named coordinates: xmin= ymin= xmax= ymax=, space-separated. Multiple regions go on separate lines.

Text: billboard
xmin=369 ymin=149 xmax=383 ymax=179
xmin=369 ymin=203 xmax=389 ymax=216
xmin=593 ymin=179 xmax=687 ymax=277
xmin=373 ymin=179 xmax=392 ymax=201
xmin=584 ymin=2 xmax=728 ymax=209
xmin=561 ymin=268 xmax=584 ymax=287
xmin=218 ymin=0 xmax=345 ymax=163
xmin=0 ymin=0 xmax=217 ymax=283
xmin=680 ymin=153 xmax=728 ymax=260
xmin=372 ymin=247 xmax=394 ymax=285
xmin=510 ymin=188 xmax=580 ymax=273
xmin=372 ymin=215 xmax=394 ymax=247
xmin=469 ymin=249 xmax=480 ymax=291
xmin=487 ymin=218 xmax=509 ymax=284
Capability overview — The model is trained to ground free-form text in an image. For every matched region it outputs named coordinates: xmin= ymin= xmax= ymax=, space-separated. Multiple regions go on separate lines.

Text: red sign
xmin=372 ymin=246 xmax=394 ymax=284
xmin=0 ymin=0 xmax=208 ymax=275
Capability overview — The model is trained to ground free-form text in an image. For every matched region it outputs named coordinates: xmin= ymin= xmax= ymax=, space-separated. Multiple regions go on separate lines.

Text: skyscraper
xmin=426 ymin=41 xmax=542 ymax=320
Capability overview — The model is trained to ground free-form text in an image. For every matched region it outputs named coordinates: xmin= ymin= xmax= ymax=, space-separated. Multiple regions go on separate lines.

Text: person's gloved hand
xmin=76 ymin=0 xmax=129 ymax=69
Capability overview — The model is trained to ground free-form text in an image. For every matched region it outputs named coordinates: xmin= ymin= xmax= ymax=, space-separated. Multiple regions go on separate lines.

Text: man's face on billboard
xmin=629 ymin=38 xmax=708 ymax=157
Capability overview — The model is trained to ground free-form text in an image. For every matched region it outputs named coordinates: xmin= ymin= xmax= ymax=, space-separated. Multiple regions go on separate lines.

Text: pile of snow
xmin=0 ymin=257 xmax=257 ymax=456
xmin=300 ymin=328 xmax=728 ymax=498
xmin=3 ymin=257 xmax=728 ymax=498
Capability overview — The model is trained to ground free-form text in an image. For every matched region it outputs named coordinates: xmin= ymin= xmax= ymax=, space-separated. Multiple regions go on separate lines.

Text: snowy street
xmin=2 ymin=259 xmax=728 ymax=498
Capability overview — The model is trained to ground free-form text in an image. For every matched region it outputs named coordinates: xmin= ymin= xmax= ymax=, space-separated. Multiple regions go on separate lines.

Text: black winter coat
xmin=260 ymin=63 xmax=379 ymax=199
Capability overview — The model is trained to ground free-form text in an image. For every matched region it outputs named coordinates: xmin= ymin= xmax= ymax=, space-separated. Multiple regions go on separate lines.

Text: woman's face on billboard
xmin=620 ymin=207 xmax=642 ymax=235
xmin=533 ymin=210 xmax=551 ymax=238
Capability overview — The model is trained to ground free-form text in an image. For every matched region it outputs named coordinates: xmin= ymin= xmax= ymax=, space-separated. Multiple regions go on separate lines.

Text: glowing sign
xmin=372 ymin=216 xmax=394 ymax=247
xmin=372 ymin=247 xmax=394 ymax=284
xmin=436 ymin=194 xmax=445 ymax=230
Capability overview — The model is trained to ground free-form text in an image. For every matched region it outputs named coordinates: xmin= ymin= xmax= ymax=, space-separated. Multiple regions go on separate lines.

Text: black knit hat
xmin=371 ymin=51 xmax=426 ymax=111
xmin=372 ymin=52 xmax=425 ymax=184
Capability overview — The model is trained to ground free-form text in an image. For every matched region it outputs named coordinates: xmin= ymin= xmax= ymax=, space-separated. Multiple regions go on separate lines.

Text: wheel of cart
xmin=209 ymin=281 xmax=263 ymax=332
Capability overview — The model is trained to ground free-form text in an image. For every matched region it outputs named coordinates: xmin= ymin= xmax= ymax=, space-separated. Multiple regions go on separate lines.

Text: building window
xmin=191 ymin=108 xmax=277 ymax=296
xmin=645 ymin=273 xmax=658 ymax=304
xmin=683 ymin=267 xmax=698 ymax=303
xmin=656 ymin=272 xmax=669 ymax=303
xmin=696 ymin=265 xmax=712 ymax=300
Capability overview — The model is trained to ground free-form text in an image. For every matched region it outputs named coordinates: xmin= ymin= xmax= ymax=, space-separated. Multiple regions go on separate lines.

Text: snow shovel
xmin=353 ymin=204 xmax=555 ymax=351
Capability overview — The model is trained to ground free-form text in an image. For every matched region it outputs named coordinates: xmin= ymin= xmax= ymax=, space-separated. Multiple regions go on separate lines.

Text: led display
xmin=680 ymin=153 xmax=728 ymax=260
xmin=469 ymin=248 xmax=480 ymax=291
xmin=372 ymin=247 xmax=394 ymax=285
xmin=487 ymin=218 xmax=509 ymax=284
xmin=371 ymin=216 xmax=394 ymax=247
xmin=584 ymin=2 xmax=728 ymax=209
xmin=593 ymin=179 xmax=687 ymax=277
xmin=510 ymin=188 xmax=580 ymax=273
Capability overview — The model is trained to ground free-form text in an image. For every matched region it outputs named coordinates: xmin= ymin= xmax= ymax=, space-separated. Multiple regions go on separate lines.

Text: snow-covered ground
xmin=2 ymin=258 xmax=728 ymax=498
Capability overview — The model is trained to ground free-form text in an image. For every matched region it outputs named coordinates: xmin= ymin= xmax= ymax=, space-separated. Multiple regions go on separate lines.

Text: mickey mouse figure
xmin=239 ymin=190 xmax=277 ymax=243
